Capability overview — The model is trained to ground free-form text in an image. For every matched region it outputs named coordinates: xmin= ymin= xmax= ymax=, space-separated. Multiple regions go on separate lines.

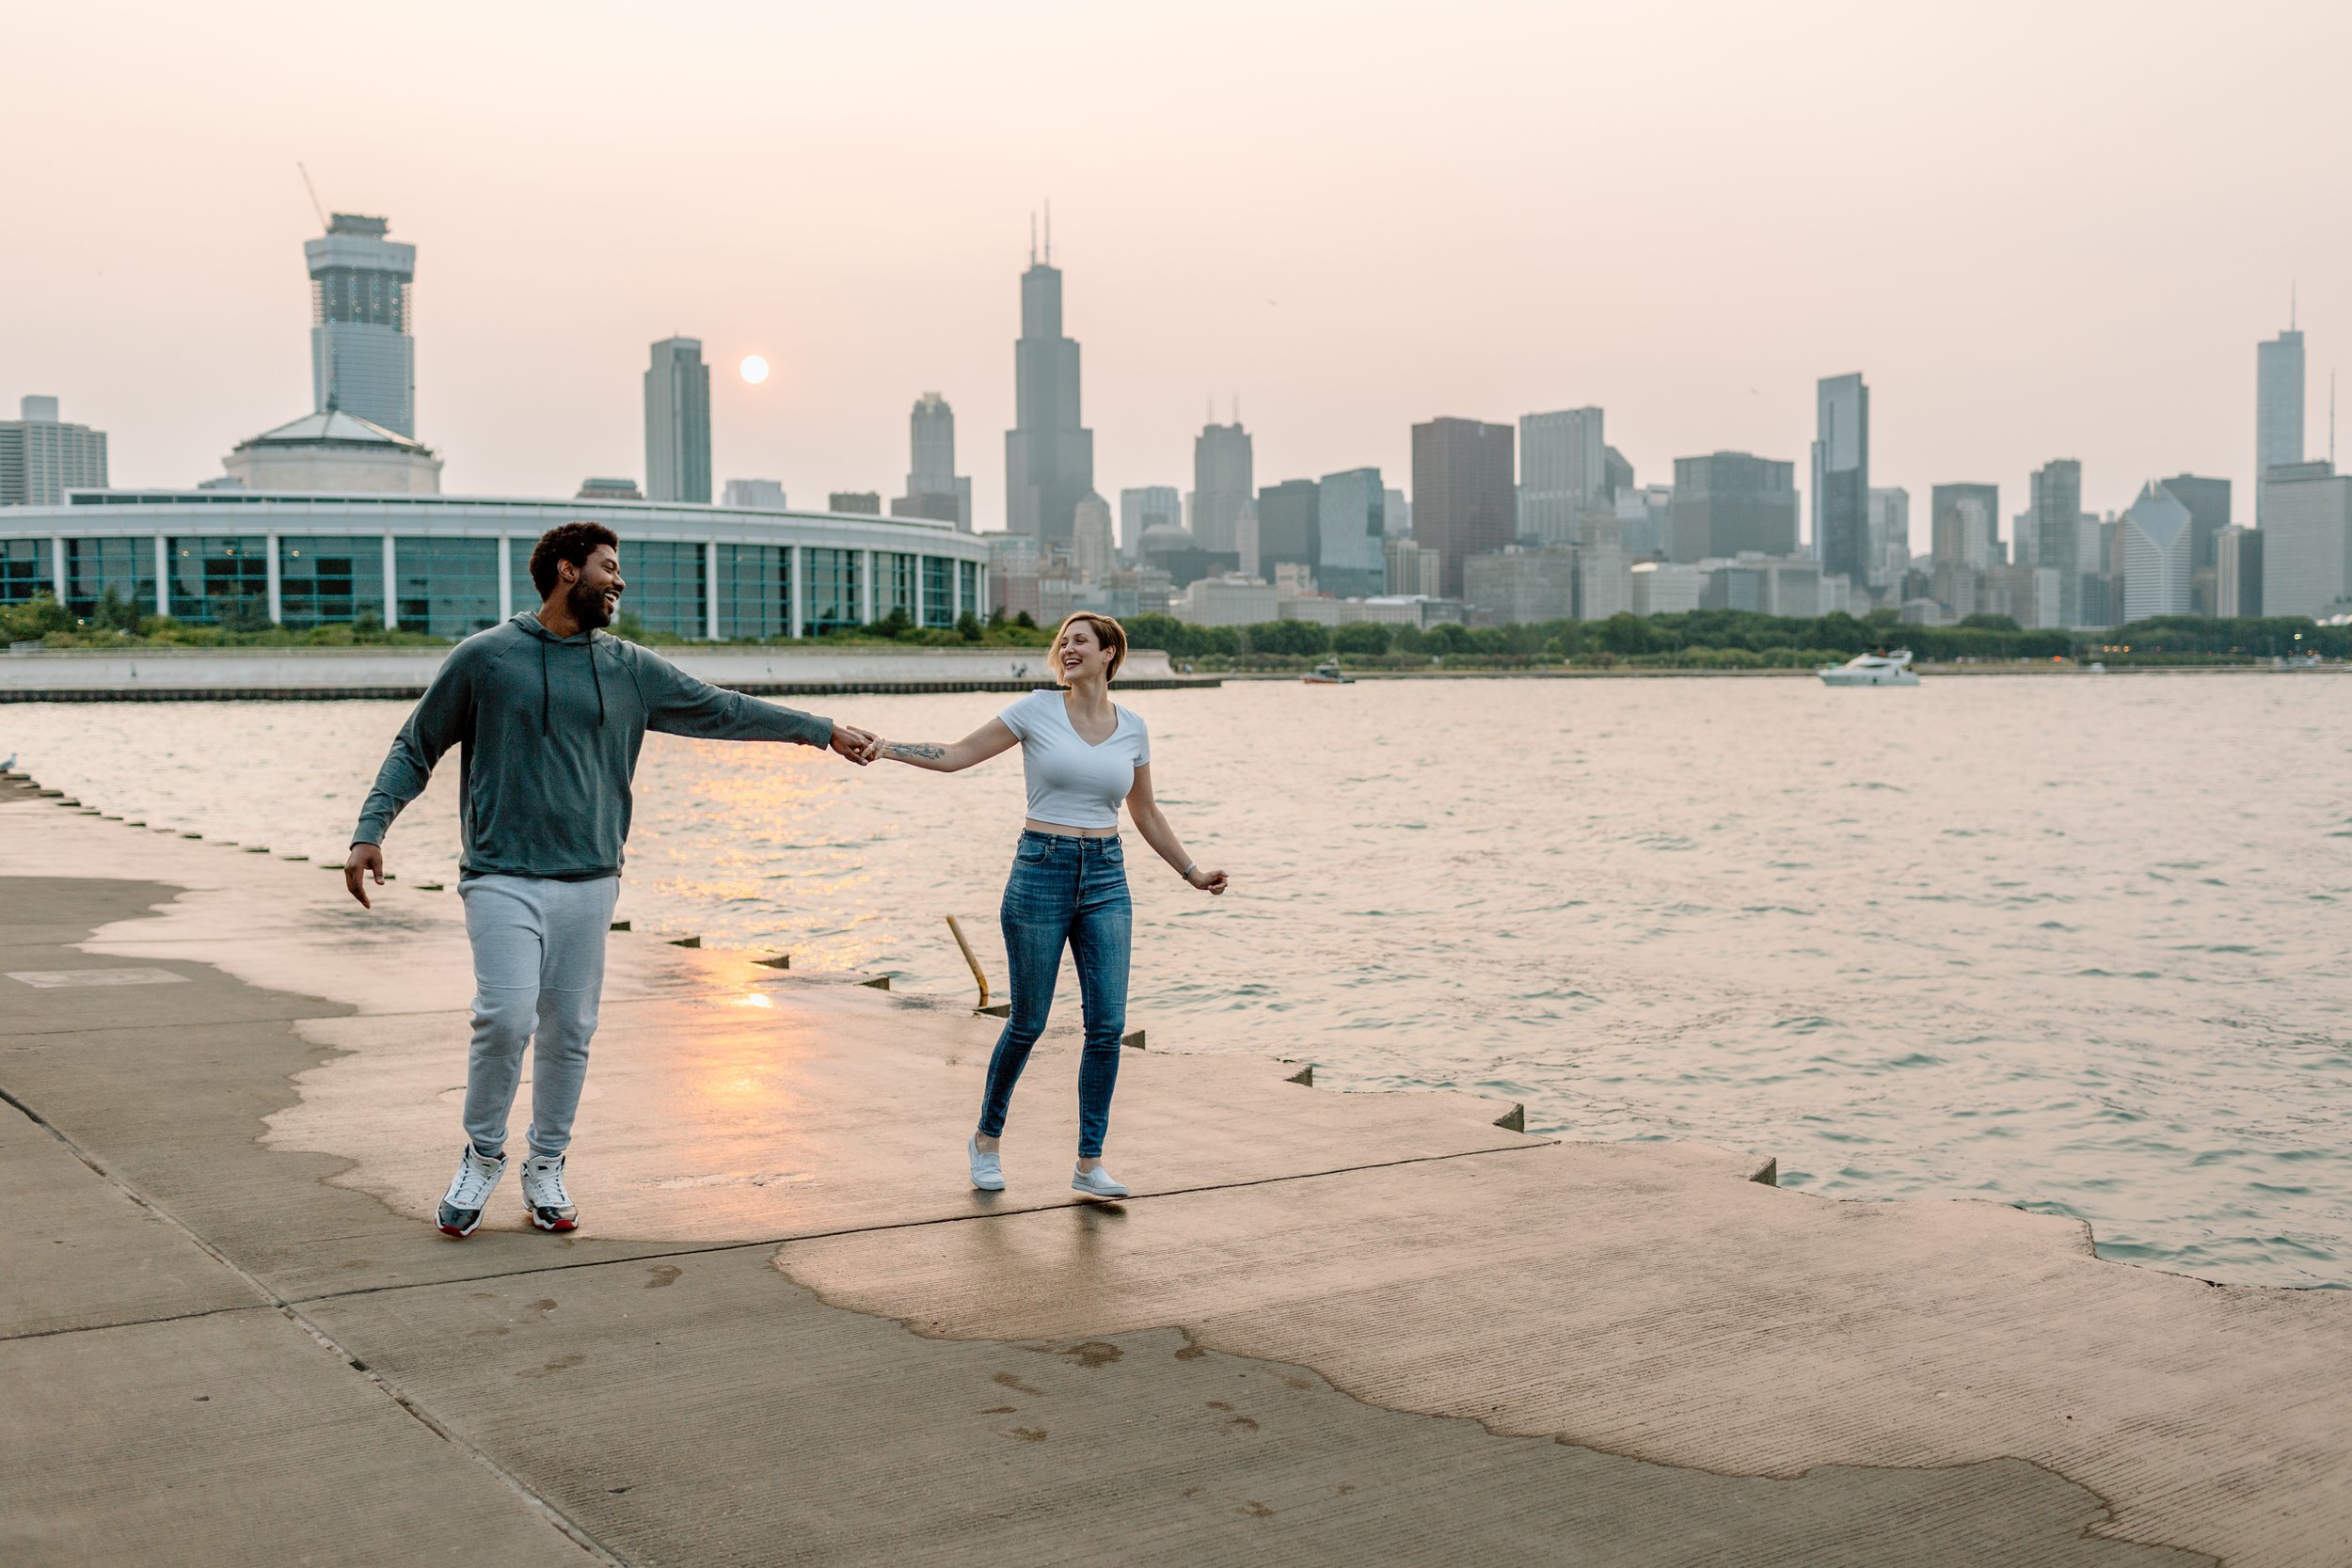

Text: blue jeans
xmin=978 ymin=831 xmax=1132 ymax=1159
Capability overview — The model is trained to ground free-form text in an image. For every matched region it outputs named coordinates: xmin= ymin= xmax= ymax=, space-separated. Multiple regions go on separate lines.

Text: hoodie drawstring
xmin=533 ymin=622 xmax=607 ymax=735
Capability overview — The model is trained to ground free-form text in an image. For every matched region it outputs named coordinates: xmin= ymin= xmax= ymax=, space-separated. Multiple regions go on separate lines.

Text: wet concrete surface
xmin=0 ymin=793 xmax=2340 ymax=1564
xmin=312 ymin=1248 xmax=2214 ymax=1568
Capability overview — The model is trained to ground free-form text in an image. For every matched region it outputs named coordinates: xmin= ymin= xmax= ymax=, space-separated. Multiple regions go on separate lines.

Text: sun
xmin=739 ymin=355 xmax=770 ymax=385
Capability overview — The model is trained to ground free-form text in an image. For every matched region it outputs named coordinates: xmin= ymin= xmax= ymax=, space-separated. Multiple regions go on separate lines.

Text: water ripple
xmin=8 ymin=673 xmax=2351 ymax=1286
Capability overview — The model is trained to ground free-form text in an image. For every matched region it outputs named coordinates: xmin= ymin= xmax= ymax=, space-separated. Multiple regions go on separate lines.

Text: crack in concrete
xmin=0 ymin=1081 xmax=628 ymax=1568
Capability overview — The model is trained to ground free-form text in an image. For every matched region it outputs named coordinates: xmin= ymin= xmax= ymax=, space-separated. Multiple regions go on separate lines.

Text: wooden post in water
xmin=945 ymin=915 xmax=989 ymax=1010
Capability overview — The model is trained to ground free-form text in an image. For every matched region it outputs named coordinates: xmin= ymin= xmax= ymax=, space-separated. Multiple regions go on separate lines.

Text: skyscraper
xmin=2257 ymin=315 xmax=2306 ymax=523
xmin=2028 ymin=459 xmax=2083 ymax=619
xmin=2156 ymin=474 xmax=2231 ymax=572
xmin=1518 ymin=407 xmax=1606 ymax=545
xmin=1118 ymin=486 xmax=1181 ymax=561
xmin=1316 ymin=467 xmax=1387 ymax=597
xmin=0 ymin=396 xmax=108 ymax=506
xmin=644 ymin=338 xmax=711 ymax=504
xmin=1602 ymin=445 xmax=1634 ymax=502
xmin=1867 ymin=485 xmax=1909 ymax=592
xmin=2122 ymin=482 xmax=2194 ymax=621
xmin=1073 ymin=493 xmax=1115 ymax=583
xmin=722 ymin=478 xmax=786 ymax=510
xmin=1232 ymin=500 xmax=1261 ymax=583
xmin=1192 ymin=420 xmax=1253 ymax=554
xmin=2217 ymin=525 xmax=2264 ymax=617
xmin=1410 ymin=418 xmax=1515 ymax=598
xmin=1004 ymin=221 xmax=1093 ymax=545
xmin=1931 ymin=483 xmax=1998 ymax=570
xmin=894 ymin=391 xmax=972 ymax=529
xmin=2261 ymin=460 xmax=2352 ymax=619
xmin=1253 ymin=479 xmax=1320 ymax=581
xmin=1812 ymin=372 xmax=1869 ymax=583
xmin=306 ymin=214 xmax=417 ymax=436
xmin=1668 ymin=452 xmax=1798 ymax=562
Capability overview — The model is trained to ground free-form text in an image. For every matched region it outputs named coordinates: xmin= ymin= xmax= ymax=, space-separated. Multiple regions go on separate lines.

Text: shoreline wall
xmin=0 ymin=644 xmax=1209 ymax=701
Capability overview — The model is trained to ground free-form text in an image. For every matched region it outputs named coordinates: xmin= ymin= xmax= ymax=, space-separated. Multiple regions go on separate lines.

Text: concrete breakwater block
xmin=668 ymin=935 xmax=701 ymax=948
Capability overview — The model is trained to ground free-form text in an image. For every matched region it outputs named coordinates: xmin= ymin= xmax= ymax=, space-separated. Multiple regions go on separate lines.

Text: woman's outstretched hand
xmin=1186 ymin=865 xmax=1229 ymax=895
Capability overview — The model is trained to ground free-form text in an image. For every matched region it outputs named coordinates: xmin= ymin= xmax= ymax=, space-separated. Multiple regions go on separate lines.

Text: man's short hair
xmin=529 ymin=522 xmax=620 ymax=598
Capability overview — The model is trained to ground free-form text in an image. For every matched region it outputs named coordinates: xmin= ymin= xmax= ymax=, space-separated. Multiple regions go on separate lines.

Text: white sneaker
xmin=437 ymin=1145 xmax=507 ymax=1238
xmin=1071 ymin=1164 xmax=1130 ymax=1199
xmin=520 ymin=1151 xmax=580 ymax=1232
xmin=969 ymin=1135 xmax=1005 ymax=1192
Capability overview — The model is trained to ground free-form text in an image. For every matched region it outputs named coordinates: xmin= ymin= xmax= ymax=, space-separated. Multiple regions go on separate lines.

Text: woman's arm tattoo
xmin=884 ymin=741 xmax=946 ymax=760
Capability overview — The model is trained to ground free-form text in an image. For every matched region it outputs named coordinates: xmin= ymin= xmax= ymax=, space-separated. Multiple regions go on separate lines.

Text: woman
xmin=877 ymin=612 xmax=1227 ymax=1197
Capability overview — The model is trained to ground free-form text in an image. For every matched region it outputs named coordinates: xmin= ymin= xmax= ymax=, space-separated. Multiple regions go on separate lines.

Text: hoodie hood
xmin=510 ymin=611 xmax=601 ymax=645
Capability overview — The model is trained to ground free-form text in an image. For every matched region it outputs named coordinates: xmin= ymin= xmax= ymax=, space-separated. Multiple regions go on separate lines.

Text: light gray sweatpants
xmin=458 ymin=873 xmax=622 ymax=1159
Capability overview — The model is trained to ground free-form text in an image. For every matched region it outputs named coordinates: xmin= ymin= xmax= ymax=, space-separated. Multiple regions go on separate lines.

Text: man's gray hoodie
xmin=353 ymin=614 xmax=833 ymax=879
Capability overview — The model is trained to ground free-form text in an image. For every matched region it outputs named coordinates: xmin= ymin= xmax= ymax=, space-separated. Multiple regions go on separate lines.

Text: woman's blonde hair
xmin=1052 ymin=611 xmax=1128 ymax=681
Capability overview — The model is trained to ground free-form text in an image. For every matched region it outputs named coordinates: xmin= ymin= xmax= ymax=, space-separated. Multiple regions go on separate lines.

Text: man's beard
xmin=567 ymin=578 xmax=614 ymax=630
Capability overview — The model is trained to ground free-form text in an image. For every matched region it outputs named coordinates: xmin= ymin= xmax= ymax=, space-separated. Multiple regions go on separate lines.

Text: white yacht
xmin=1819 ymin=649 xmax=1918 ymax=687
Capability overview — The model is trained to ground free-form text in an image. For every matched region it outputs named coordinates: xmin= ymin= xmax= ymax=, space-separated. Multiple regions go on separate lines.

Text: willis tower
xmin=1005 ymin=210 xmax=1094 ymax=546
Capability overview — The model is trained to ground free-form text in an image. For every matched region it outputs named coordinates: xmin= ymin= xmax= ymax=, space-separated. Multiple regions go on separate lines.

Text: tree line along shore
xmin=3 ymin=590 xmax=2340 ymax=674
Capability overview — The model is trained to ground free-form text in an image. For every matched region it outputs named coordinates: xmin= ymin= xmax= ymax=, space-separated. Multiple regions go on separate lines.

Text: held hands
xmin=829 ymin=723 xmax=882 ymax=766
xmin=1185 ymin=864 xmax=1230 ymax=895
xmin=343 ymin=843 xmax=385 ymax=909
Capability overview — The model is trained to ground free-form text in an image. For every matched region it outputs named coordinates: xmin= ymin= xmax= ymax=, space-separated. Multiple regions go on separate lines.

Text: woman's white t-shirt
xmin=997 ymin=689 xmax=1150 ymax=830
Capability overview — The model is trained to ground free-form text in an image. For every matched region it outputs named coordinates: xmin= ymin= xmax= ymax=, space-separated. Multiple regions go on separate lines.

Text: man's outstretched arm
xmin=344 ymin=653 xmax=476 ymax=908
xmin=631 ymin=647 xmax=877 ymax=763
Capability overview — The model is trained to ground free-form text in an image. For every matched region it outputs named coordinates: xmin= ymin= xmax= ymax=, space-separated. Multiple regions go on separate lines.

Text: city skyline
xmin=5 ymin=2 xmax=2346 ymax=551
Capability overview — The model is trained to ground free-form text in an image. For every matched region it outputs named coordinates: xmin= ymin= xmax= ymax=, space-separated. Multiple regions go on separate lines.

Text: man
xmin=344 ymin=522 xmax=877 ymax=1238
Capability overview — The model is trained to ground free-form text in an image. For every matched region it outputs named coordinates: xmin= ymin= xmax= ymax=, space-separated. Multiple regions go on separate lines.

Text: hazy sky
xmin=7 ymin=0 xmax=2346 ymax=546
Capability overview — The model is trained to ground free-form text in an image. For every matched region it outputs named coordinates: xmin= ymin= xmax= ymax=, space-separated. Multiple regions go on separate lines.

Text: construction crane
xmin=296 ymin=162 xmax=327 ymax=230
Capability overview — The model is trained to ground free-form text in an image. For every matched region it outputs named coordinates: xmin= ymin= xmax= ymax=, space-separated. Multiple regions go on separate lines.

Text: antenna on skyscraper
xmin=1028 ymin=212 xmax=1037 ymax=266
xmin=296 ymin=162 xmax=327 ymax=230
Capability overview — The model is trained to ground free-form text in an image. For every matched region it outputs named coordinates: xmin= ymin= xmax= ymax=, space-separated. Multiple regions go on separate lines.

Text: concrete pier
xmin=3 ymin=778 xmax=2348 ymax=1566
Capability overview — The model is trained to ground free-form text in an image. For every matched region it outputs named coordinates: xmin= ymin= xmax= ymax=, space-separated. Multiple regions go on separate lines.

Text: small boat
xmin=1819 ymin=649 xmax=1918 ymax=687
xmin=1303 ymin=659 xmax=1354 ymax=686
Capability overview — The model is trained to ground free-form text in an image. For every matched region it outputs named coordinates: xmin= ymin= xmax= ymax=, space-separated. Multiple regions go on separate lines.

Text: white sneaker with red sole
xmin=437 ymin=1145 xmax=507 ymax=1238
xmin=520 ymin=1151 xmax=580 ymax=1232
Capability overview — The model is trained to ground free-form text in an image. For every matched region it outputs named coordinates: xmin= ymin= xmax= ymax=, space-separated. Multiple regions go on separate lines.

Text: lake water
xmin=8 ymin=673 xmax=2349 ymax=1288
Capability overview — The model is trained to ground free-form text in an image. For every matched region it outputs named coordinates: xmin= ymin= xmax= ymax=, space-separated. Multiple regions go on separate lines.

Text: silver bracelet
xmin=1180 ymin=862 xmax=1198 ymax=880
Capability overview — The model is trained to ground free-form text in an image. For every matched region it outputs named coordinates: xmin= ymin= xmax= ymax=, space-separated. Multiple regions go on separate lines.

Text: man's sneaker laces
xmin=521 ymin=1151 xmax=580 ymax=1232
xmin=437 ymin=1146 xmax=507 ymax=1238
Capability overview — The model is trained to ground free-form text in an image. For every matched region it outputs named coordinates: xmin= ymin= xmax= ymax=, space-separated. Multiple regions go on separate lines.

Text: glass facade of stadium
xmin=0 ymin=492 xmax=991 ymax=640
